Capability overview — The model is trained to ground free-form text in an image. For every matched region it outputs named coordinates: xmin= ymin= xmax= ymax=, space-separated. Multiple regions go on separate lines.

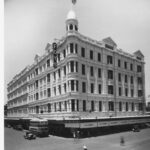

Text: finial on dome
xmin=72 ymin=0 xmax=77 ymax=5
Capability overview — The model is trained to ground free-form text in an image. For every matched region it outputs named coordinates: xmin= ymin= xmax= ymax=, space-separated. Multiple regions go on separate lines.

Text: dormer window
xmin=137 ymin=56 xmax=141 ymax=60
xmin=105 ymin=44 xmax=114 ymax=50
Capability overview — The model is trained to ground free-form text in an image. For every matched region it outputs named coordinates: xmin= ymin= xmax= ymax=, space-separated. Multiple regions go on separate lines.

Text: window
xmin=131 ymin=89 xmax=134 ymax=97
xmin=69 ymin=24 xmax=73 ymax=30
xmin=35 ymin=80 xmax=38 ymax=89
xmin=105 ymin=44 xmax=113 ymax=50
xmin=118 ymin=73 xmax=121 ymax=82
xmin=90 ymin=50 xmax=93 ymax=60
xmin=125 ymin=88 xmax=128 ymax=96
xmin=130 ymin=63 xmax=133 ymax=71
xmin=119 ymin=102 xmax=122 ymax=111
xmin=132 ymin=103 xmax=134 ymax=111
xmin=76 ymin=80 xmax=79 ymax=91
xmin=57 ymin=53 xmax=60 ymax=62
xmin=98 ymin=84 xmax=101 ymax=94
xmin=91 ymin=83 xmax=94 ymax=93
xmin=138 ymin=90 xmax=143 ymax=97
xmin=138 ymin=77 xmax=142 ymax=84
xmin=91 ymin=101 xmax=94 ymax=111
xmin=75 ymin=25 xmax=78 ymax=31
xmin=119 ymin=87 xmax=122 ymax=96
xmin=124 ymin=61 xmax=127 ymax=69
xmin=99 ymin=101 xmax=102 ymax=111
xmin=47 ymin=88 xmax=51 ymax=97
xmin=76 ymin=62 xmax=78 ymax=72
xmin=130 ymin=76 xmax=133 ymax=84
xmin=48 ymin=103 xmax=51 ymax=113
xmin=77 ymin=99 xmax=79 ymax=111
xmin=47 ymin=59 xmax=50 ymax=67
xmin=58 ymin=85 xmax=61 ymax=94
xmin=71 ymin=80 xmax=74 ymax=91
xmin=64 ymin=101 xmax=67 ymax=111
xmin=108 ymin=101 xmax=114 ymax=111
xmin=70 ymin=61 xmax=74 ymax=72
xmin=125 ymin=75 xmax=128 ymax=83
xmin=75 ymin=44 xmax=78 ymax=53
xmin=98 ymin=53 xmax=101 ymax=62
xmin=139 ymin=103 xmax=143 ymax=111
xmin=71 ymin=99 xmax=75 ymax=111
xmin=137 ymin=65 xmax=142 ymax=72
xmin=59 ymin=102 xmax=61 ymax=111
xmin=108 ymin=85 xmax=113 ymax=94
xmin=36 ymin=93 xmax=39 ymax=100
xmin=90 ymin=66 xmax=94 ymax=76
xmin=107 ymin=55 xmax=113 ymax=64
xmin=47 ymin=74 xmax=50 ymax=82
xmin=82 ymin=64 xmax=85 ymax=75
xmin=126 ymin=102 xmax=128 ymax=111
xmin=108 ymin=70 xmax=113 ymax=79
xmin=64 ymin=66 xmax=66 ymax=75
xmin=81 ymin=47 xmax=85 ymax=57
xmin=118 ymin=59 xmax=121 ymax=67
xmin=54 ymin=87 xmax=56 ymax=96
xmin=70 ymin=43 xmax=74 ymax=53
xmin=82 ymin=82 xmax=86 ymax=93
xmin=63 ymin=49 xmax=66 ymax=58
xmin=98 ymin=68 xmax=101 ymax=78
xmin=83 ymin=100 xmax=86 ymax=111
xmin=64 ymin=83 xmax=66 ymax=93
xmin=58 ymin=69 xmax=61 ymax=78
xmin=35 ymin=68 xmax=38 ymax=75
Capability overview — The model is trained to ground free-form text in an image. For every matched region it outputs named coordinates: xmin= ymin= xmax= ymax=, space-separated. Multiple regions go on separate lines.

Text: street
xmin=4 ymin=127 xmax=150 ymax=150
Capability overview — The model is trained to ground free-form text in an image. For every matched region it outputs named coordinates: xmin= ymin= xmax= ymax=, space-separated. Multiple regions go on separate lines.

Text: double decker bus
xmin=29 ymin=118 xmax=49 ymax=137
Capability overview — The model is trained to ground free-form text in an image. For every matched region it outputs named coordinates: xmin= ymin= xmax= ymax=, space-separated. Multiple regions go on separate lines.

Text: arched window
xmin=75 ymin=25 xmax=78 ymax=31
xmin=69 ymin=24 xmax=73 ymax=30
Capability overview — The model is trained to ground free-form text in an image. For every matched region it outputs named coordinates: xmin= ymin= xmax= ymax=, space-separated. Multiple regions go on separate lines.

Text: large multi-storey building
xmin=7 ymin=3 xmax=146 ymax=122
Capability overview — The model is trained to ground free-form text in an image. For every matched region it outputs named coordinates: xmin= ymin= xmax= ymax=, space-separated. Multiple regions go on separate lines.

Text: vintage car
xmin=24 ymin=131 xmax=36 ymax=140
xmin=132 ymin=125 xmax=140 ymax=132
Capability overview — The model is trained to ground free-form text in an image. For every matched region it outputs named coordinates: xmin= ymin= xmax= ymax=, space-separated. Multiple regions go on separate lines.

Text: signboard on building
xmin=52 ymin=42 xmax=57 ymax=68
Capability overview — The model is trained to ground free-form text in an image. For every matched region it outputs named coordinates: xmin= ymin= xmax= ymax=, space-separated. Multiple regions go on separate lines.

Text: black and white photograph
xmin=3 ymin=0 xmax=150 ymax=150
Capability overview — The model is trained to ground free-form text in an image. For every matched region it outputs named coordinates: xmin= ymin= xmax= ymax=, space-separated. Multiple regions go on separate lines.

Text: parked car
xmin=132 ymin=125 xmax=140 ymax=132
xmin=24 ymin=131 xmax=36 ymax=140
xmin=13 ymin=125 xmax=23 ymax=131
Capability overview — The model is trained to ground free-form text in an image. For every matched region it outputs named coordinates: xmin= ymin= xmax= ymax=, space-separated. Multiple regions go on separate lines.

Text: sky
xmin=4 ymin=0 xmax=150 ymax=104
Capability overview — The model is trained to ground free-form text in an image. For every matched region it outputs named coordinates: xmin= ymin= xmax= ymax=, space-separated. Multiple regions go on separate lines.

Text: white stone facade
xmin=7 ymin=8 xmax=145 ymax=119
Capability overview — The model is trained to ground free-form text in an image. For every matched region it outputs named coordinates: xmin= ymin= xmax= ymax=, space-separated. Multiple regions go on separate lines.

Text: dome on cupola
xmin=65 ymin=0 xmax=78 ymax=32
xmin=66 ymin=9 xmax=77 ymax=20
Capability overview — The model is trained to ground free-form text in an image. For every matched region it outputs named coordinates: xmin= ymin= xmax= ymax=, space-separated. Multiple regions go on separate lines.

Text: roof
xmin=102 ymin=37 xmax=117 ymax=46
xmin=133 ymin=50 xmax=144 ymax=57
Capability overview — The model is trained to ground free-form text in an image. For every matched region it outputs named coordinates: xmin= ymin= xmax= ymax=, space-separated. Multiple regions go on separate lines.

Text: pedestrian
xmin=83 ymin=145 xmax=87 ymax=150
xmin=73 ymin=131 xmax=76 ymax=140
xmin=77 ymin=130 xmax=80 ymax=139
xmin=120 ymin=136 xmax=125 ymax=146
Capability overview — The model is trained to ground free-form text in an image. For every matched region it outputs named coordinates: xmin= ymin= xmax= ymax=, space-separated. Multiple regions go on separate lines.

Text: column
xmin=122 ymin=74 xmax=125 ymax=96
xmin=94 ymin=67 xmax=98 ymax=94
xmin=128 ymin=76 xmax=131 ymax=97
xmin=134 ymin=75 xmax=137 ymax=97
xmin=74 ymin=61 xmax=76 ymax=72
xmin=87 ymin=65 xmax=90 ymax=93
xmin=68 ymin=62 xmax=71 ymax=73
xmin=74 ymin=99 xmax=77 ymax=111
xmin=102 ymin=69 xmax=107 ymax=94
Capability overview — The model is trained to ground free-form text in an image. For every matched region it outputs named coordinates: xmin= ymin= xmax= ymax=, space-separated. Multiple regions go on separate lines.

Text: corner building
xmin=7 ymin=7 xmax=145 ymax=120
